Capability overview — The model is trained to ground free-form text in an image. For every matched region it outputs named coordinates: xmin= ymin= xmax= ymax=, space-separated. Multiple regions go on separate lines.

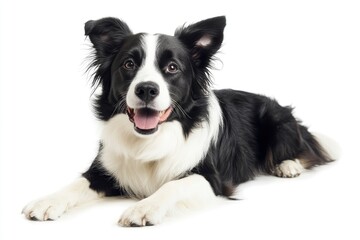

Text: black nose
xmin=135 ymin=81 xmax=160 ymax=103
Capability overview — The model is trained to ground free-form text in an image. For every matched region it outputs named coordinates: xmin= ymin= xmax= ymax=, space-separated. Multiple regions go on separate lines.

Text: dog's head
xmin=85 ymin=16 xmax=226 ymax=136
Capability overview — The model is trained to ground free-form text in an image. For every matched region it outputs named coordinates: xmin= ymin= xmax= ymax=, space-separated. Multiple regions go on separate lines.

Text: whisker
xmin=170 ymin=96 xmax=192 ymax=119
xmin=110 ymin=92 xmax=128 ymax=117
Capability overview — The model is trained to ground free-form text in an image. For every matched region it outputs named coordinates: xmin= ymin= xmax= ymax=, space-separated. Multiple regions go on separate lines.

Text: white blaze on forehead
xmin=126 ymin=34 xmax=171 ymax=111
xmin=142 ymin=34 xmax=158 ymax=70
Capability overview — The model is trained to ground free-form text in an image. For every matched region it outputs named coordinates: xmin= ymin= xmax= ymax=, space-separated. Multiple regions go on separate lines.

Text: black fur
xmin=193 ymin=90 xmax=332 ymax=196
xmin=82 ymin=144 xmax=125 ymax=196
xmin=83 ymin=16 xmax=332 ymax=199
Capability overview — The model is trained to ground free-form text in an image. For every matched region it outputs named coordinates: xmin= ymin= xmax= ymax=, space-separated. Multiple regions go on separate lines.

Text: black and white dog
xmin=22 ymin=16 xmax=332 ymax=226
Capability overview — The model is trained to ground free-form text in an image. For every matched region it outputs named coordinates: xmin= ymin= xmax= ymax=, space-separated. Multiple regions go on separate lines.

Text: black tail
xmin=297 ymin=125 xmax=334 ymax=169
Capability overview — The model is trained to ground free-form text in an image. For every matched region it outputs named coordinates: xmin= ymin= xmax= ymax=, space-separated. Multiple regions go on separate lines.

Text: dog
xmin=22 ymin=16 xmax=332 ymax=227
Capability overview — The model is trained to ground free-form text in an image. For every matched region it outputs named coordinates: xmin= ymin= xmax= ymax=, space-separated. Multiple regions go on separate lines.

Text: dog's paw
xmin=118 ymin=199 xmax=166 ymax=227
xmin=274 ymin=159 xmax=304 ymax=178
xmin=22 ymin=195 xmax=69 ymax=221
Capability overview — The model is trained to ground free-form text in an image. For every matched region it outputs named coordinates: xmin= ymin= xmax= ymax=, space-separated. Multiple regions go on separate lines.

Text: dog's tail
xmin=298 ymin=127 xmax=339 ymax=169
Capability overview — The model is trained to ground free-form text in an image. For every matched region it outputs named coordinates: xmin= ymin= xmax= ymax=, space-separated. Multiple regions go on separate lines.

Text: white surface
xmin=1 ymin=0 xmax=359 ymax=239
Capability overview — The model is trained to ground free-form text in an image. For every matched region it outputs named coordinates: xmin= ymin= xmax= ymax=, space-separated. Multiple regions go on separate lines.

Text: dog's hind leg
xmin=274 ymin=159 xmax=304 ymax=178
xmin=259 ymin=100 xmax=332 ymax=177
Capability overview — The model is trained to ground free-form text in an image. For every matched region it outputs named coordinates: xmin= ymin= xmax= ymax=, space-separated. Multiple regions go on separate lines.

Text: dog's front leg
xmin=118 ymin=174 xmax=215 ymax=227
xmin=22 ymin=177 xmax=102 ymax=221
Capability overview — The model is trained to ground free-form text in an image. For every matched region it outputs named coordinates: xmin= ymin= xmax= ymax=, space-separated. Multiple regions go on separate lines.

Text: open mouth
xmin=126 ymin=107 xmax=173 ymax=135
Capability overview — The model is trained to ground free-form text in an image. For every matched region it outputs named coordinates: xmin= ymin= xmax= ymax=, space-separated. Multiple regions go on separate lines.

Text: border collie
xmin=22 ymin=16 xmax=332 ymax=226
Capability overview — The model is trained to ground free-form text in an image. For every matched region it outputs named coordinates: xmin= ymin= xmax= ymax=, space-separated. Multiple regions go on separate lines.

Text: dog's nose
xmin=135 ymin=81 xmax=160 ymax=103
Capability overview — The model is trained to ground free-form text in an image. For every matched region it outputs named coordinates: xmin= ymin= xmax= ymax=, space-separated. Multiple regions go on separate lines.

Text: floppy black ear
xmin=85 ymin=17 xmax=132 ymax=58
xmin=175 ymin=16 xmax=226 ymax=68
xmin=85 ymin=17 xmax=132 ymax=88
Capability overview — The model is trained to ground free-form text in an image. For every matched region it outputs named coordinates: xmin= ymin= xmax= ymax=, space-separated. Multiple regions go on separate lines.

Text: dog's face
xmin=112 ymin=34 xmax=193 ymax=135
xmin=85 ymin=17 xmax=226 ymax=136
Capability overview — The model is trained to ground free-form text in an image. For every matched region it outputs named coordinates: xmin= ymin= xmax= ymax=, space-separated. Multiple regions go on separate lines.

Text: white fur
xmin=196 ymin=35 xmax=212 ymax=47
xmin=118 ymin=174 xmax=216 ymax=226
xmin=274 ymin=159 xmax=304 ymax=178
xmin=22 ymin=177 xmax=101 ymax=220
xmin=126 ymin=34 xmax=171 ymax=111
xmin=101 ymin=90 xmax=222 ymax=198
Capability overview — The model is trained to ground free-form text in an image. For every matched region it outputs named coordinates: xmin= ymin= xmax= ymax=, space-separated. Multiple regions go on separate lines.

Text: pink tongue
xmin=134 ymin=114 xmax=160 ymax=130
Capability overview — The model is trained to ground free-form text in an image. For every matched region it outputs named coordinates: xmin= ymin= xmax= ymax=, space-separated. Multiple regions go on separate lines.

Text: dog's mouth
xmin=126 ymin=107 xmax=173 ymax=135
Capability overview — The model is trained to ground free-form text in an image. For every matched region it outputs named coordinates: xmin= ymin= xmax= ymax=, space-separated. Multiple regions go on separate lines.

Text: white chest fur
xmin=100 ymin=92 xmax=222 ymax=198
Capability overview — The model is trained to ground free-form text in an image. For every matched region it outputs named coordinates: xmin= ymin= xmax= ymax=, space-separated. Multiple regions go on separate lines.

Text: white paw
xmin=118 ymin=199 xmax=167 ymax=227
xmin=274 ymin=159 xmax=304 ymax=178
xmin=22 ymin=195 xmax=69 ymax=221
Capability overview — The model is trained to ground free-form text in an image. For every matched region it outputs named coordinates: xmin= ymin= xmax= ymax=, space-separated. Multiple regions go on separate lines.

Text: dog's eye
xmin=165 ymin=63 xmax=179 ymax=74
xmin=123 ymin=59 xmax=136 ymax=70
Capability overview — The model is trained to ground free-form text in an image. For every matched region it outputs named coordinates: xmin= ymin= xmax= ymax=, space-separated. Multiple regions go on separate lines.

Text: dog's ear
xmin=175 ymin=16 xmax=226 ymax=69
xmin=85 ymin=17 xmax=132 ymax=58
xmin=85 ymin=18 xmax=132 ymax=88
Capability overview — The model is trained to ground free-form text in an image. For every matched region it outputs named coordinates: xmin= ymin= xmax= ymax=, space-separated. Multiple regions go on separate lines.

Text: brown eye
xmin=123 ymin=59 xmax=136 ymax=70
xmin=166 ymin=62 xmax=179 ymax=74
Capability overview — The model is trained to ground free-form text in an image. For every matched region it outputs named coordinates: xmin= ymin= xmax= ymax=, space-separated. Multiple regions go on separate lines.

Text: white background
xmin=1 ymin=0 xmax=359 ymax=239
